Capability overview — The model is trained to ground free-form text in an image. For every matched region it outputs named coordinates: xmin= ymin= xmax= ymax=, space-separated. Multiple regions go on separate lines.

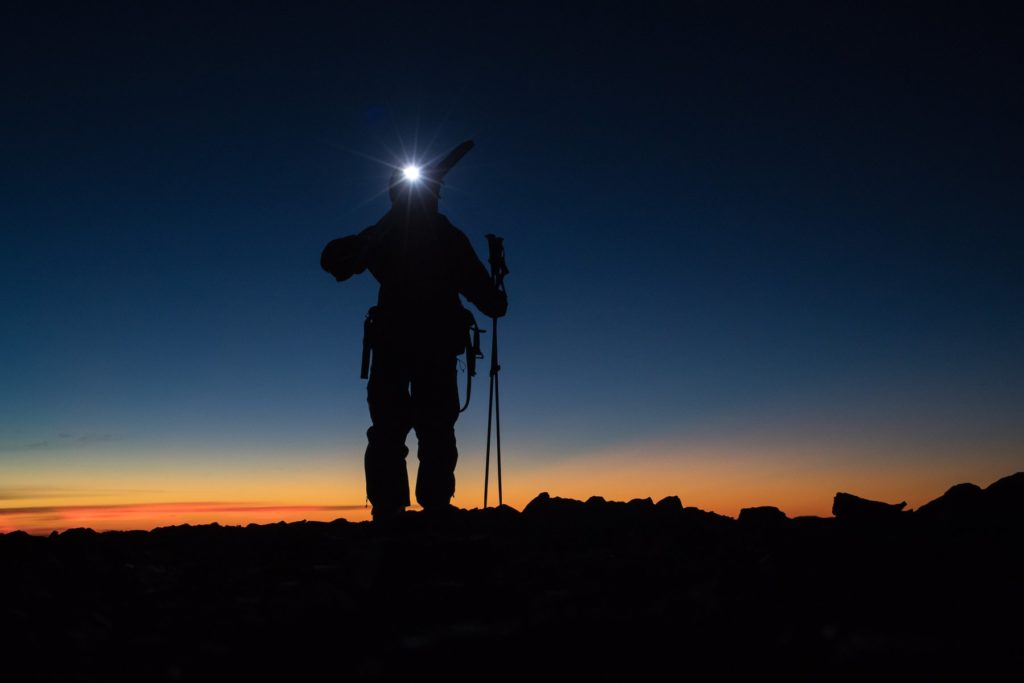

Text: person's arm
xmin=321 ymin=233 xmax=366 ymax=282
xmin=320 ymin=219 xmax=389 ymax=282
xmin=455 ymin=231 xmax=508 ymax=318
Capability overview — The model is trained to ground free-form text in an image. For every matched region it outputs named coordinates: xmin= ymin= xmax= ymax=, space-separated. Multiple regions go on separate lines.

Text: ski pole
xmin=483 ymin=234 xmax=508 ymax=508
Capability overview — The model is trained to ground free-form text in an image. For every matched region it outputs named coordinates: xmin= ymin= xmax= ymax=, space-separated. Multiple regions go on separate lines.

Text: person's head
xmin=388 ymin=166 xmax=442 ymax=213
xmin=384 ymin=141 xmax=474 ymax=213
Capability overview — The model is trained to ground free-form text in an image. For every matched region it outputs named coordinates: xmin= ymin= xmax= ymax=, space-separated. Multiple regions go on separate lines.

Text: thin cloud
xmin=0 ymin=441 xmax=51 ymax=452
xmin=0 ymin=432 xmax=119 ymax=453
xmin=0 ymin=501 xmax=365 ymax=516
xmin=0 ymin=488 xmax=65 ymax=501
xmin=0 ymin=487 xmax=165 ymax=501
xmin=74 ymin=433 xmax=118 ymax=444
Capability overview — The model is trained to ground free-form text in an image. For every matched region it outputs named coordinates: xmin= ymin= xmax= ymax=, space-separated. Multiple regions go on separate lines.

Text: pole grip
xmin=485 ymin=234 xmax=508 ymax=288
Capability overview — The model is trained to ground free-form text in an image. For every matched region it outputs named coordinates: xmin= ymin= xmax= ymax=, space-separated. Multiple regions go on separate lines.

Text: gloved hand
xmin=320 ymin=234 xmax=367 ymax=282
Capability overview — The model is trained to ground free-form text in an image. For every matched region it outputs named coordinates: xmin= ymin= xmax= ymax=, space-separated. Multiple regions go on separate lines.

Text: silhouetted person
xmin=321 ymin=148 xmax=507 ymax=521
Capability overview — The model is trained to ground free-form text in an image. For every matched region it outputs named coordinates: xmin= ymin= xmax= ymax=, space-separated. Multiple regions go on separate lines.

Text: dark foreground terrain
xmin=3 ymin=473 xmax=1022 ymax=682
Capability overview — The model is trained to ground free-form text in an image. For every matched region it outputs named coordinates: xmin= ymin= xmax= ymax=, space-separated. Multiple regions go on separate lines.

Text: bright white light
xmin=403 ymin=165 xmax=421 ymax=181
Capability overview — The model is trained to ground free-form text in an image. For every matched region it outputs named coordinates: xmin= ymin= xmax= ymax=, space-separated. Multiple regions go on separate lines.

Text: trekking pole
xmin=483 ymin=234 xmax=508 ymax=508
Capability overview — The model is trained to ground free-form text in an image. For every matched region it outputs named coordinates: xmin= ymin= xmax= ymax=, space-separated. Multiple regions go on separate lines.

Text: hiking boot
xmin=371 ymin=504 xmax=406 ymax=523
xmin=421 ymin=502 xmax=461 ymax=518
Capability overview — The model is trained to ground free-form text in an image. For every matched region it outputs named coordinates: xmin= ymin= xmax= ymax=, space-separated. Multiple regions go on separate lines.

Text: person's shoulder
xmin=358 ymin=211 xmax=398 ymax=241
xmin=435 ymin=213 xmax=471 ymax=242
xmin=367 ymin=210 xmax=395 ymax=231
xmin=436 ymin=212 xmax=460 ymax=230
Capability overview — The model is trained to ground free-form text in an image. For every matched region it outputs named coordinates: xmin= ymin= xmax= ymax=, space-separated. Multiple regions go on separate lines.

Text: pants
xmin=364 ymin=345 xmax=461 ymax=510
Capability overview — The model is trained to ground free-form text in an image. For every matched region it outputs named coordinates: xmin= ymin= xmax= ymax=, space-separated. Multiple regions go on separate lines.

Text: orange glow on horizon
xmin=1 ymin=434 xmax=1019 ymax=535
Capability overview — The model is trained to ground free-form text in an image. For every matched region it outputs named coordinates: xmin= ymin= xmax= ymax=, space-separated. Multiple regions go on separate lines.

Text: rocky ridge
xmin=2 ymin=473 xmax=1021 ymax=681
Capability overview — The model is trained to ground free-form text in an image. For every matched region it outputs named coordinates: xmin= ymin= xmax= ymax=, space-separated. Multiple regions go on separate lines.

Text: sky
xmin=2 ymin=2 xmax=1022 ymax=533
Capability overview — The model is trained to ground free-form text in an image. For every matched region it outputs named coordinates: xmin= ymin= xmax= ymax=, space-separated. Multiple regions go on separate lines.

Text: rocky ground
xmin=2 ymin=473 xmax=1022 ymax=682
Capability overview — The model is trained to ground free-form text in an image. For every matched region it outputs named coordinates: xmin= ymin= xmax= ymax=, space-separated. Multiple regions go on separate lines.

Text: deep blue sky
xmin=2 ymin=2 xmax=1022 ymax=517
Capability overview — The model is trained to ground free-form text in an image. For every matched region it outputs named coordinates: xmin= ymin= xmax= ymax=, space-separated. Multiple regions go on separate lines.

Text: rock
xmin=522 ymin=492 xmax=585 ymax=517
xmin=913 ymin=473 xmax=1022 ymax=526
xmin=985 ymin=472 xmax=1024 ymax=521
xmin=915 ymin=482 xmax=984 ymax=522
xmin=739 ymin=506 xmax=789 ymax=527
xmin=655 ymin=496 xmax=683 ymax=511
xmin=57 ymin=527 xmax=99 ymax=541
xmin=832 ymin=492 xmax=907 ymax=520
xmin=522 ymin=491 xmax=551 ymax=513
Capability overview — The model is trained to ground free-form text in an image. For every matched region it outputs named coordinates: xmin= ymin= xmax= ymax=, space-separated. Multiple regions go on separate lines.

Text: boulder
xmin=655 ymin=496 xmax=683 ymax=511
xmin=915 ymin=482 xmax=984 ymax=522
xmin=832 ymin=492 xmax=907 ymax=520
xmin=985 ymin=472 xmax=1024 ymax=521
xmin=913 ymin=473 xmax=1022 ymax=526
xmin=739 ymin=506 xmax=789 ymax=527
xmin=522 ymin=492 xmax=585 ymax=517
